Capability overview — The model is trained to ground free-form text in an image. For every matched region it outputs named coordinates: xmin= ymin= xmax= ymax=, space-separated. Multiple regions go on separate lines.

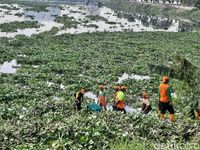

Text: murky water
xmin=0 ymin=3 xmax=197 ymax=38
xmin=0 ymin=59 xmax=21 ymax=74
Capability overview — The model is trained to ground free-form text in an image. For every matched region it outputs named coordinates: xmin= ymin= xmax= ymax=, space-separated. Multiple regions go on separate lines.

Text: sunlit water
xmin=0 ymin=3 xmax=195 ymax=38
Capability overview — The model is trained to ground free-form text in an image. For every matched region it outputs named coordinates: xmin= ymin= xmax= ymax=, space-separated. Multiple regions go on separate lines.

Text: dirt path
xmin=129 ymin=1 xmax=195 ymax=11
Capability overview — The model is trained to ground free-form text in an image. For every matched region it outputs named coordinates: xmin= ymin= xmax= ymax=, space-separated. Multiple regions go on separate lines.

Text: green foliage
xmin=25 ymin=5 xmax=49 ymax=12
xmin=0 ymin=21 xmax=41 ymax=32
xmin=0 ymin=5 xmax=19 ymax=10
xmin=1 ymin=30 xmax=200 ymax=149
xmin=85 ymin=24 xmax=99 ymax=28
xmin=195 ymin=0 xmax=200 ymax=9
xmin=110 ymin=139 xmax=153 ymax=150
xmin=86 ymin=15 xmax=108 ymax=22
xmin=55 ymin=15 xmax=79 ymax=29
xmin=181 ymin=0 xmax=195 ymax=5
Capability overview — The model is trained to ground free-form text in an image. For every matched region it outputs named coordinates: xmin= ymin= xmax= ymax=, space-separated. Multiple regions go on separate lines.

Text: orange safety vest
xmin=159 ymin=83 xmax=170 ymax=102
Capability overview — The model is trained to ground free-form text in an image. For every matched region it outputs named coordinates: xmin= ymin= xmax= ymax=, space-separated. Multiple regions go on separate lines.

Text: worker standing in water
xmin=159 ymin=76 xmax=175 ymax=122
xmin=98 ymin=84 xmax=107 ymax=111
xmin=74 ymin=88 xmax=85 ymax=111
xmin=141 ymin=91 xmax=152 ymax=114
xmin=115 ymin=85 xmax=127 ymax=113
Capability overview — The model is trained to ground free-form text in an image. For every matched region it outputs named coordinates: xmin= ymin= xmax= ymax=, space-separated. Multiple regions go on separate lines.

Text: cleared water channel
xmin=0 ymin=3 xmax=197 ymax=38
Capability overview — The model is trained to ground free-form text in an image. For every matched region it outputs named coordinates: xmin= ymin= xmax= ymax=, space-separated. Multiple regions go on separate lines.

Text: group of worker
xmin=74 ymin=76 xmax=200 ymax=122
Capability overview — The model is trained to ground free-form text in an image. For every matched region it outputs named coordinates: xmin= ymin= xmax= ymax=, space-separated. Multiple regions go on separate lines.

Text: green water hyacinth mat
xmin=0 ymin=31 xmax=200 ymax=149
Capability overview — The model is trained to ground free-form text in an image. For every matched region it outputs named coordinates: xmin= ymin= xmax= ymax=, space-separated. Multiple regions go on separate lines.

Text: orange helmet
xmin=121 ymin=85 xmax=127 ymax=90
xmin=99 ymin=85 xmax=104 ymax=89
xmin=114 ymin=85 xmax=120 ymax=90
xmin=162 ymin=76 xmax=169 ymax=83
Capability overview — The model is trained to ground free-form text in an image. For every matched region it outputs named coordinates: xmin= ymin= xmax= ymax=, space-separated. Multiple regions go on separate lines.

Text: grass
xmin=0 ymin=21 xmax=41 ymax=32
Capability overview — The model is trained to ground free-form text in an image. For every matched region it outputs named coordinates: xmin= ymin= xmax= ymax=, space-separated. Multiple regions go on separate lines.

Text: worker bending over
xmin=74 ymin=88 xmax=85 ymax=111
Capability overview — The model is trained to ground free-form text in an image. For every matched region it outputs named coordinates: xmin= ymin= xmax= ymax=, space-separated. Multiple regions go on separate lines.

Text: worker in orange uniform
xmin=141 ymin=91 xmax=152 ymax=114
xmin=115 ymin=85 xmax=127 ymax=113
xmin=97 ymin=84 xmax=107 ymax=111
xmin=159 ymin=76 xmax=175 ymax=122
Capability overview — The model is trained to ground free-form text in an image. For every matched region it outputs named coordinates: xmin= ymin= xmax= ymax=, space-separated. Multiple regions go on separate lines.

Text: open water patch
xmin=0 ymin=59 xmax=21 ymax=74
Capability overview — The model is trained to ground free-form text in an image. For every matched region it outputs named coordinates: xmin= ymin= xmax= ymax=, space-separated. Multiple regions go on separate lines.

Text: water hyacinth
xmin=0 ymin=1 xmax=200 ymax=149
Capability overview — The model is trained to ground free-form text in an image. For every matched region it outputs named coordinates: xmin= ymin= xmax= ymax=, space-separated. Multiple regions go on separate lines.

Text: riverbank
xmin=129 ymin=1 xmax=195 ymax=11
xmin=106 ymin=0 xmax=200 ymax=22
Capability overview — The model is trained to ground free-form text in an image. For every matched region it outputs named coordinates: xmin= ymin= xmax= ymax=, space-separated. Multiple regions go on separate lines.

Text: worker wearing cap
xmin=98 ymin=84 xmax=107 ymax=111
xmin=74 ymin=88 xmax=85 ymax=111
xmin=159 ymin=76 xmax=175 ymax=122
xmin=115 ymin=85 xmax=127 ymax=113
